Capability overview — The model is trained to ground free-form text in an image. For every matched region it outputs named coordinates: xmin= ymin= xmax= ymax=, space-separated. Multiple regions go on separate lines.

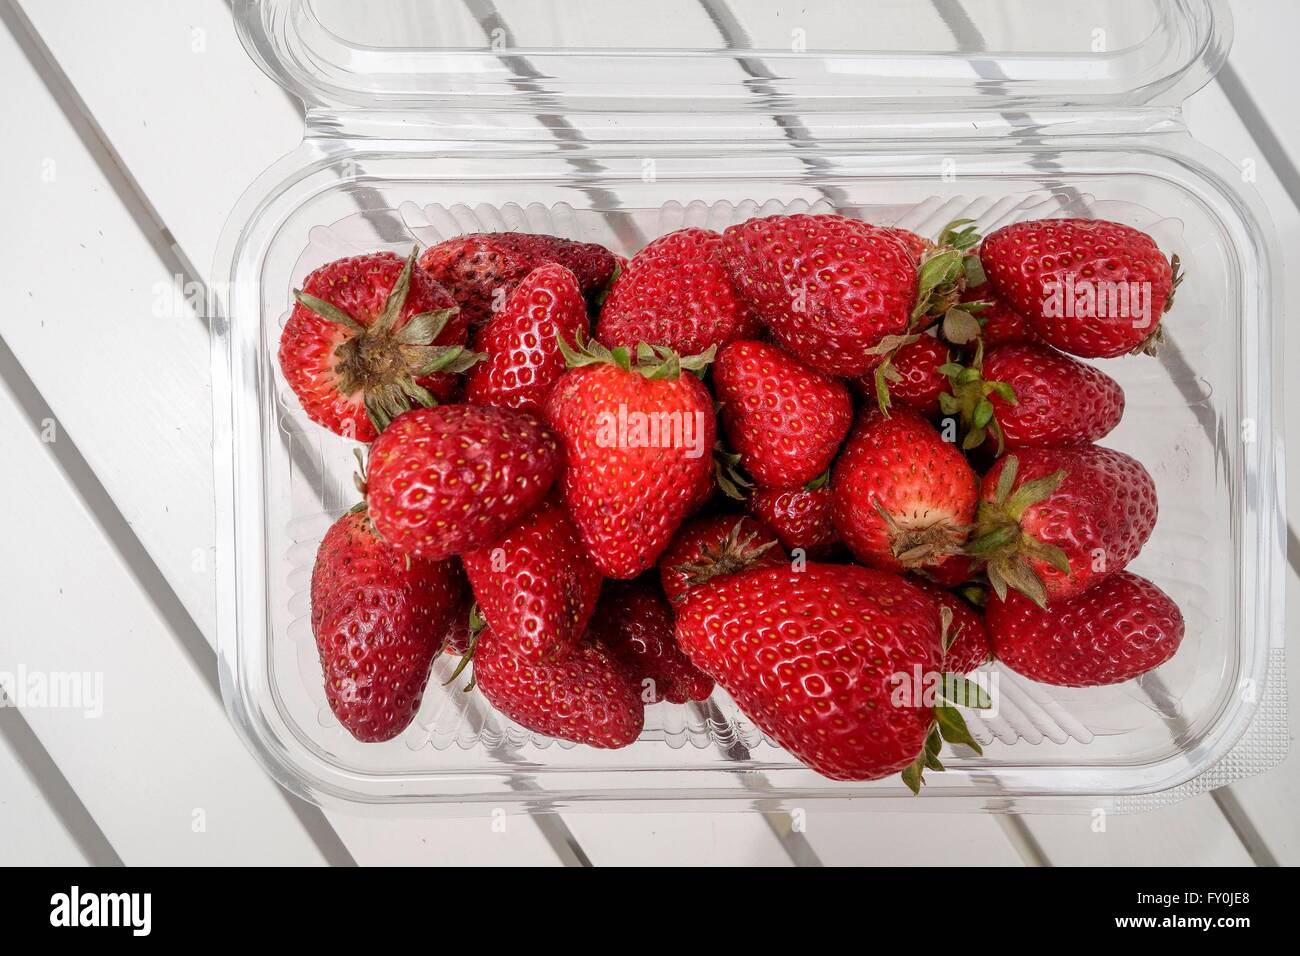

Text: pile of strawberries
xmin=283 ymin=212 xmax=1186 ymax=789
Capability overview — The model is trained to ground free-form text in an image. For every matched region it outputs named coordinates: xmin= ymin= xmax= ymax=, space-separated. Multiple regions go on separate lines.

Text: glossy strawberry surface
xmin=473 ymin=626 xmax=644 ymax=748
xmin=675 ymin=563 xmax=940 ymax=781
xmin=910 ymin=578 xmax=992 ymax=675
xmin=596 ymin=227 xmax=761 ymax=356
xmin=465 ymin=263 xmax=589 ymax=415
xmin=279 ymin=252 xmax=467 ymax=442
xmin=748 ymin=482 xmax=841 ymax=559
xmin=310 ymin=510 xmax=462 ymax=742
xmin=589 ymin=580 xmax=715 ymax=704
xmin=980 ymin=218 xmax=1174 ymax=358
xmin=714 ymin=339 xmax=853 ymax=488
xmin=657 ymin=514 xmax=786 ymax=603
xmin=983 ymin=343 xmax=1124 ymax=449
xmin=462 ymin=500 xmax=602 ymax=661
xmin=545 ymin=363 xmax=716 ymax=578
xmin=366 ymin=405 xmax=560 ymax=560
xmin=721 ymin=214 xmax=917 ymax=376
xmin=985 ymin=571 xmax=1183 ymax=686
xmin=831 ymin=407 xmax=978 ymax=574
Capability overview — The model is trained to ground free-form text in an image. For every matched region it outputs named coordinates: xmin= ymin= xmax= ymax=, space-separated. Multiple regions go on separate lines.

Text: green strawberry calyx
xmin=557 ymin=328 xmax=716 ymax=381
xmin=901 ymin=607 xmax=994 ymax=794
xmin=443 ymin=603 xmax=487 ymax=692
xmin=293 ymin=247 xmax=483 ymax=435
xmin=936 ymin=338 xmax=1017 ymax=454
xmin=962 ymin=455 xmax=1072 ymax=609
xmin=713 ymin=442 xmax=753 ymax=501
xmin=672 ymin=519 xmax=779 ymax=597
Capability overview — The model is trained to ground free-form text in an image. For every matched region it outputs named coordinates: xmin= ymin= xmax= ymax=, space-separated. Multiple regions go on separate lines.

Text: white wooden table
xmin=0 ymin=0 xmax=1294 ymax=866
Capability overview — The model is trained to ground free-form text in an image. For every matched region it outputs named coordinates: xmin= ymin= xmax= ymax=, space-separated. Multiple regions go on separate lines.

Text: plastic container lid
xmin=236 ymin=0 xmax=1230 ymax=112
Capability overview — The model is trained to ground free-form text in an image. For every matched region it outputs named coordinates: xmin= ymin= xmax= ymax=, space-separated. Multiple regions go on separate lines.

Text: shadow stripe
xmin=1 ymin=0 xmax=357 ymax=868
xmin=0 ymin=705 xmax=124 ymax=867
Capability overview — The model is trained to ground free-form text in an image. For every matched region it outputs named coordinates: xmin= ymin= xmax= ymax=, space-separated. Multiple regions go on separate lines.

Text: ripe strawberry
xmin=748 ymin=477 xmax=841 ymax=559
xmin=441 ymin=574 xmax=474 ymax=657
xmin=658 ymin=515 xmax=785 ymax=602
xmin=982 ymin=343 xmax=1124 ymax=449
xmin=462 ymin=500 xmax=602 ymax=661
xmin=596 ymin=227 xmax=761 ymax=356
xmin=279 ymin=250 xmax=475 ymax=441
xmin=310 ymin=509 xmax=462 ymax=742
xmin=968 ymin=446 xmax=1157 ymax=605
xmin=418 ymin=232 xmax=617 ymax=328
xmin=473 ymin=625 xmax=644 ymax=748
xmin=985 ymin=571 xmax=1184 ymax=686
xmin=860 ymin=333 xmax=951 ymax=418
xmin=881 ymin=226 xmax=928 ymax=263
xmin=365 ymin=404 xmax=561 ymax=560
xmin=545 ymin=334 xmax=717 ymax=578
xmin=464 ymin=263 xmax=588 ymax=415
xmin=720 ymin=215 xmax=918 ymax=376
xmin=676 ymin=563 xmax=981 ymax=785
xmin=588 ymin=580 xmax=715 ymax=704
xmin=980 ymin=218 xmax=1179 ymax=357
xmin=830 ymin=407 xmax=978 ymax=574
xmin=962 ymin=287 xmax=1039 ymax=346
xmin=911 ymin=578 xmax=992 ymax=675
xmin=713 ymin=340 xmax=852 ymax=488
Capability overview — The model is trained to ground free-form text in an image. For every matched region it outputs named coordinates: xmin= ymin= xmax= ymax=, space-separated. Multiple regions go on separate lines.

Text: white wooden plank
xmin=0 ymin=722 xmax=90 ymax=866
xmin=565 ymin=814 xmax=794 ymax=867
xmin=1023 ymin=803 xmax=1254 ymax=867
xmin=0 ymin=378 xmax=332 ymax=865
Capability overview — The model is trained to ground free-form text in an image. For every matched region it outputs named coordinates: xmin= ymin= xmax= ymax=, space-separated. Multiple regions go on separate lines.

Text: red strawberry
xmin=917 ymin=553 xmax=977 ymax=589
xmin=279 ymin=250 xmax=475 ymax=441
xmin=982 ymin=343 xmax=1124 ymax=449
xmin=418 ymin=232 xmax=616 ymax=329
xmin=985 ymin=571 xmax=1184 ymax=686
xmin=473 ymin=625 xmax=644 ymax=748
xmin=365 ymin=404 xmax=560 ymax=560
xmin=980 ymin=218 xmax=1179 ymax=358
xmin=720 ymin=215 xmax=918 ymax=376
xmin=310 ymin=509 xmax=462 ymax=741
xmin=713 ymin=340 xmax=852 ymax=488
xmin=658 ymin=515 xmax=785 ymax=603
xmin=596 ymin=227 xmax=761 ymax=356
xmin=830 ymin=407 xmax=978 ymax=574
xmin=911 ymin=578 xmax=992 ymax=675
xmin=545 ymin=335 xmax=717 ymax=578
xmin=969 ymin=446 xmax=1158 ymax=605
xmin=860 ymin=333 xmax=951 ymax=418
xmin=464 ymin=263 xmax=589 ymax=415
xmin=676 ymin=563 xmax=980 ymax=785
xmin=748 ymin=477 xmax=841 ymax=559
xmin=963 ymin=287 xmax=1039 ymax=346
xmin=881 ymin=226 xmax=928 ymax=264
xmin=588 ymin=580 xmax=715 ymax=704
xmin=462 ymin=500 xmax=602 ymax=661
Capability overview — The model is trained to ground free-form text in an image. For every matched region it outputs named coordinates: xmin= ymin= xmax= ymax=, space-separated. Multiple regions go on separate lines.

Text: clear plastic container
xmin=213 ymin=0 xmax=1287 ymax=813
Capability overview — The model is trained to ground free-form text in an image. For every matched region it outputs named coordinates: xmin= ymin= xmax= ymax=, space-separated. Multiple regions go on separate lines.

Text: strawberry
xmin=675 ymin=563 xmax=984 ymax=785
xmin=748 ymin=476 xmax=841 ymax=559
xmin=365 ymin=404 xmax=561 ymax=560
xmin=962 ymin=287 xmax=1039 ymax=346
xmin=911 ymin=578 xmax=992 ymax=675
xmin=713 ymin=339 xmax=853 ymax=488
xmin=310 ymin=509 xmax=463 ymax=741
xmin=462 ymin=500 xmax=602 ymax=661
xmin=968 ymin=446 xmax=1157 ymax=605
xmin=982 ymin=343 xmax=1124 ymax=449
xmin=279 ymin=250 xmax=476 ymax=441
xmin=881 ymin=226 xmax=928 ymax=264
xmin=418 ymin=232 xmax=616 ymax=329
xmin=830 ymin=407 xmax=978 ymax=574
xmin=979 ymin=218 xmax=1180 ymax=358
xmin=545 ymin=334 xmax=717 ymax=578
xmin=464 ymin=263 xmax=589 ymax=416
xmin=720 ymin=214 xmax=918 ymax=376
xmin=860 ymin=333 xmax=951 ymax=418
xmin=985 ymin=571 xmax=1184 ymax=686
xmin=588 ymin=580 xmax=715 ymax=704
xmin=657 ymin=515 xmax=785 ymax=603
xmin=595 ymin=227 xmax=762 ymax=356
xmin=472 ymin=625 xmax=644 ymax=748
